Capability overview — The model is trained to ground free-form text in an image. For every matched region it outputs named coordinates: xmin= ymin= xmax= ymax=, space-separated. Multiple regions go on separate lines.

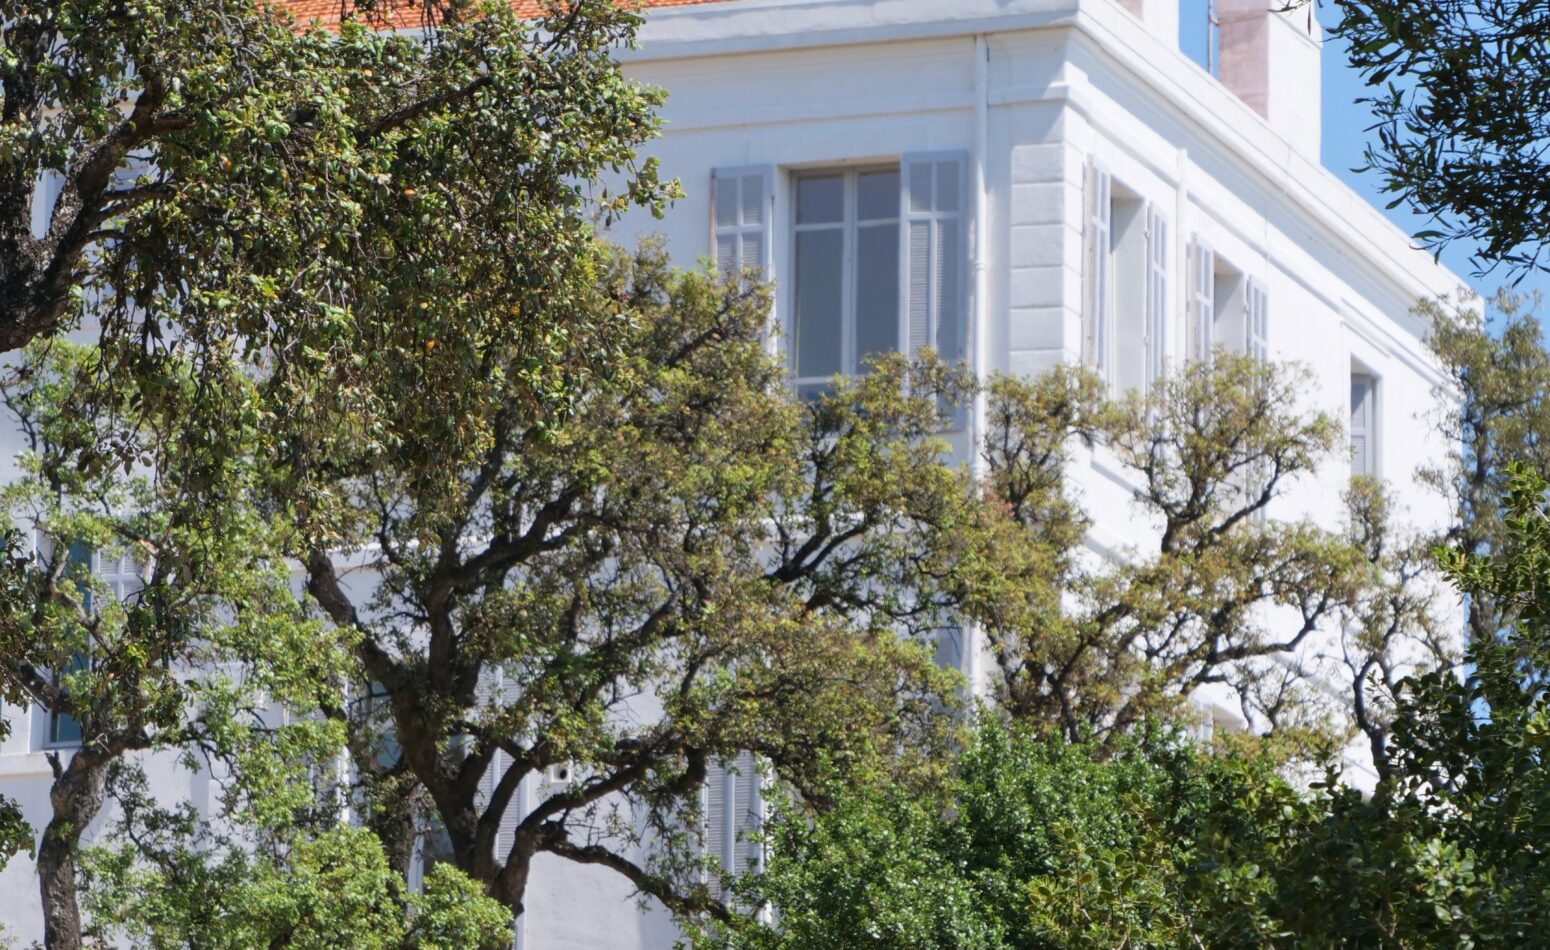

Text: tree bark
xmin=37 ymin=750 xmax=109 ymax=950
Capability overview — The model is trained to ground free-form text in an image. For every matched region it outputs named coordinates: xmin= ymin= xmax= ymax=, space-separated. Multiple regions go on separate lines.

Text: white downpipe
xmin=967 ymin=33 xmax=990 ymax=697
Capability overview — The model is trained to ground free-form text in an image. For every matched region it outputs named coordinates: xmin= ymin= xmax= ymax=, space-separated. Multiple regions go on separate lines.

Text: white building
xmin=0 ymin=0 xmax=1462 ymax=946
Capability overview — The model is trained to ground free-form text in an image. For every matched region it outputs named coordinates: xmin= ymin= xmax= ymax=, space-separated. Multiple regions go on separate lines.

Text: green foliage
xmin=974 ymin=351 xmax=1391 ymax=744
xmin=2 ymin=0 xmax=676 ymax=532
xmin=82 ymin=810 xmax=511 ymax=950
xmin=1329 ymin=1 xmax=1550 ymax=271
xmin=1419 ymin=291 xmax=1550 ymax=641
xmin=293 ymin=243 xmax=974 ymax=921
xmin=698 ymin=719 xmax=1305 ymax=950
xmin=716 ymin=467 xmax=1550 ymax=949
xmin=3 ymin=2 xmax=679 ymax=943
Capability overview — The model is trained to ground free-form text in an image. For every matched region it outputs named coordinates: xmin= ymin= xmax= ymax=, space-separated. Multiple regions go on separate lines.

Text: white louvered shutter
xmin=1247 ymin=279 xmax=1268 ymax=362
xmin=475 ymin=668 xmax=529 ymax=866
xmin=1145 ymin=205 xmax=1169 ymax=389
xmin=712 ymin=167 xmax=773 ymax=281
xmin=1083 ymin=163 xmax=1113 ymax=375
xmin=704 ymin=752 xmax=763 ymax=886
xmin=495 ymin=670 xmax=525 ymax=861
xmin=1351 ymin=375 xmax=1376 ymax=477
xmin=901 ymin=152 xmax=968 ymax=364
xmin=1189 ymin=238 xmax=1215 ymax=361
xmin=475 ymin=674 xmax=500 ymax=860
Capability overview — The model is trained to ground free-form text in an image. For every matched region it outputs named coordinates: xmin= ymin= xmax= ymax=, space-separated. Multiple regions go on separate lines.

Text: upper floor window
xmin=1185 ymin=240 xmax=1267 ymax=363
xmin=1351 ymin=371 xmax=1378 ymax=478
xmin=792 ymin=168 xmax=901 ymax=399
xmin=47 ymin=652 xmax=86 ymax=747
xmin=713 ymin=155 xmax=967 ymax=402
xmin=1085 ymin=164 xmax=1168 ymax=392
xmin=44 ymin=545 xmax=144 ymax=749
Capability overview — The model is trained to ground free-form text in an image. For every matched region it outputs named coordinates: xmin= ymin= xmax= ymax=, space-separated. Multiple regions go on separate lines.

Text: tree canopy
xmin=0 ymin=0 xmax=680 ymax=945
xmin=710 ymin=461 xmax=1550 ymax=947
xmin=1330 ymin=0 xmax=1550 ymax=272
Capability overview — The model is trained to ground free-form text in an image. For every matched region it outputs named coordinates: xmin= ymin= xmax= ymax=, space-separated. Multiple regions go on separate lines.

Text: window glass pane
xmin=855 ymin=223 xmax=899 ymax=369
xmin=796 ymin=176 xmax=844 ymax=225
xmin=50 ymin=652 xmax=86 ymax=745
xmin=50 ymin=710 xmax=81 ymax=745
xmin=857 ymin=171 xmax=900 ymax=221
xmin=794 ymin=229 xmax=844 ymax=379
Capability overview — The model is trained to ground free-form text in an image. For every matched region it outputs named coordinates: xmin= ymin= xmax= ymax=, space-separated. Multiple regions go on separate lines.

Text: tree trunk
xmin=37 ymin=751 xmax=109 ymax=950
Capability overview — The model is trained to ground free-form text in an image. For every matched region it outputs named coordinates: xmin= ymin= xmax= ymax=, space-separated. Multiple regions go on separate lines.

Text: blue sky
xmin=1181 ymin=1 xmax=1546 ymax=307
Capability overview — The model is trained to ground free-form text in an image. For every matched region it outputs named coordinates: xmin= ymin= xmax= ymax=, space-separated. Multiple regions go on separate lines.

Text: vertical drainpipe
xmin=967 ymin=33 xmax=990 ymax=697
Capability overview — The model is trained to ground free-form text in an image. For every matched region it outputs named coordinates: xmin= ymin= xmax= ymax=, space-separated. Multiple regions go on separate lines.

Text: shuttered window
xmin=1083 ymin=163 xmax=1113 ymax=376
xmin=1145 ymin=205 xmax=1169 ymax=389
xmin=1247 ymin=278 xmax=1268 ymax=362
xmin=712 ymin=167 xmax=772 ymax=280
xmin=1351 ymin=373 xmax=1377 ymax=478
xmin=703 ymin=751 xmax=762 ymax=891
xmin=784 ymin=154 xmax=968 ymax=403
xmin=1188 ymin=238 xmax=1215 ymax=361
xmin=903 ymin=152 xmax=967 ymax=366
xmin=477 ymin=666 xmax=529 ymax=865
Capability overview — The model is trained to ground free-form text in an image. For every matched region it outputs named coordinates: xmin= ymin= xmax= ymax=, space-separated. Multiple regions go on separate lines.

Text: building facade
xmin=0 ymin=1 xmax=1462 ymax=946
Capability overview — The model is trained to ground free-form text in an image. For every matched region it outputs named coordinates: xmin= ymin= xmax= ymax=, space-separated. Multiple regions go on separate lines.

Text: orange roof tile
xmin=276 ymin=0 xmax=735 ymax=31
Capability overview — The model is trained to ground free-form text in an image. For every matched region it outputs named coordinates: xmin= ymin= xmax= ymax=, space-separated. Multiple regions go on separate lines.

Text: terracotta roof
xmin=276 ymin=0 xmax=733 ymax=31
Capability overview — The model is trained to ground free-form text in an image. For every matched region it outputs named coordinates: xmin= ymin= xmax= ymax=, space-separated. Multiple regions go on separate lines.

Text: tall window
xmin=1351 ymin=372 xmax=1378 ymax=477
xmin=791 ymin=168 xmax=901 ymax=398
xmin=1247 ymin=278 xmax=1268 ymax=361
xmin=47 ymin=653 xmax=85 ymax=746
xmin=46 ymin=546 xmax=144 ymax=747
xmin=1086 ymin=166 xmax=1167 ymax=392
xmin=716 ymin=156 xmax=964 ymax=401
xmin=1186 ymin=241 xmax=1260 ymax=361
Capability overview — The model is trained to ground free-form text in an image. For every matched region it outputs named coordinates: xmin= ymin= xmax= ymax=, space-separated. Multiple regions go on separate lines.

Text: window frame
xmin=1350 ymin=370 xmax=1379 ymax=478
xmin=45 ymin=652 xmax=87 ymax=749
xmin=788 ymin=165 xmax=903 ymax=396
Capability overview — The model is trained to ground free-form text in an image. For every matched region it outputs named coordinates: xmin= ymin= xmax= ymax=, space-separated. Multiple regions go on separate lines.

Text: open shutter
xmin=712 ymin=167 xmax=773 ymax=281
xmin=703 ymin=752 xmax=763 ymax=888
xmin=1145 ymin=204 xmax=1169 ymax=389
xmin=901 ymin=152 xmax=968 ymax=364
xmin=1351 ymin=374 xmax=1376 ymax=477
xmin=1247 ymin=279 xmax=1268 ymax=361
xmin=703 ymin=762 xmax=729 ymax=881
xmin=1083 ymin=162 xmax=1113 ymax=374
xmin=476 ymin=668 xmax=528 ymax=866
xmin=495 ymin=670 xmax=525 ymax=861
xmin=1189 ymin=237 xmax=1215 ymax=361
